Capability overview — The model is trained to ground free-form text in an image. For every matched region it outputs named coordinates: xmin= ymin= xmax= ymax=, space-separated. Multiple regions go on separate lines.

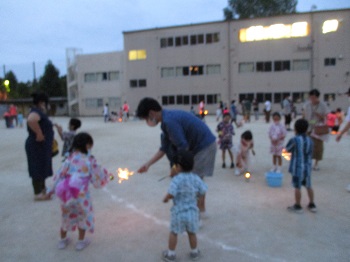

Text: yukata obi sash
xmin=56 ymin=173 xmax=89 ymax=204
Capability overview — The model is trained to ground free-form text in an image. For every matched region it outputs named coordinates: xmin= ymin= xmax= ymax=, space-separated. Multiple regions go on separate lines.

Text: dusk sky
xmin=1 ymin=0 xmax=349 ymax=82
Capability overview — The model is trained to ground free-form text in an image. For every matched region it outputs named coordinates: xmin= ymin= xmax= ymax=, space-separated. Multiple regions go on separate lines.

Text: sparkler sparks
xmin=110 ymin=168 xmax=135 ymax=184
xmin=281 ymin=148 xmax=291 ymax=161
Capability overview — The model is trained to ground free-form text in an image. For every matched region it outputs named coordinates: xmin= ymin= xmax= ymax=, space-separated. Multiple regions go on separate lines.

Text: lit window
xmin=322 ymin=20 xmax=339 ymax=34
xmin=239 ymin=22 xmax=308 ymax=42
xmin=128 ymin=50 xmax=147 ymax=60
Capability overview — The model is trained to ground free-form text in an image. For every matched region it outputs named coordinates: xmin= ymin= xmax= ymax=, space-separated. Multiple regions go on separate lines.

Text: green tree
xmin=224 ymin=0 xmax=297 ymax=20
xmin=39 ymin=60 xmax=62 ymax=97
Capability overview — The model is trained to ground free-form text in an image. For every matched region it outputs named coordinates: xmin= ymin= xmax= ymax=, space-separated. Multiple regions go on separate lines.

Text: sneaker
xmin=34 ymin=193 xmax=51 ymax=201
xmin=222 ymin=163 xmax=226 ymax=168
xmin=75 ymin=239 xmax=90 ymax=251
xmin=162 ymin=250 xmax=176 ymax=262
xmin=307 ymin=203 xmax=317 ymax=213
xmin=234 ymin=168 xmax=241 ymax=176
xmin=230 ymin=162 xmax=234 ymax=168
xmin=189 ymin=250 xmax=201 ymax=261
xmin=287 ymin=204 xmax=303 ymax=214
xmin=58 ymin=238 xmax=70 ymax=249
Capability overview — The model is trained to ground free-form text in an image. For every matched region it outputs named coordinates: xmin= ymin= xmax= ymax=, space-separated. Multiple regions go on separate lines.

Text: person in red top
xmin=122 ymin=101 xmax=130 ymax=122
xmin=9 ymin=104 xmax=18 ymax=127
xmin=326 ymin=111 xmax=337 ymax=132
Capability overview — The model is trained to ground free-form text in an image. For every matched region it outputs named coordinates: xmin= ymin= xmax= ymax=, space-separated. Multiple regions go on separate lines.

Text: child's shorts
xmin=170 ymin=209 xmax=199 ymax=234
xmin=292 ymin=175 xmax=311 ymax=189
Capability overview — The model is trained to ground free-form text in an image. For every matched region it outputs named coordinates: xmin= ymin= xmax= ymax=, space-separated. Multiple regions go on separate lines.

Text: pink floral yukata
xmin=52 ymin=152 xmax=110 ymax=233
xmin=268 ymin=122 xmax=287 ymax=155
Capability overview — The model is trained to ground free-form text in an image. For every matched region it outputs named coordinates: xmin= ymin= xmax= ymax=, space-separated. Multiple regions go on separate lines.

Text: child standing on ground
xmin=47 ymin=132 xmax=110 ymax=250
xmin=235 ymin=130 xmax=255 ymax=176
xmin=285 ymin=119 xmax=317 ymax=214
xmin=162 ymin=150 xmax=207 ymax=262
xmin=268 ymin=112 xmax=287 ymax=173
xmin=216 ymin=113 xmax=235 ymax=168
xmin=54 ymin=118 xmax=81 ymax=159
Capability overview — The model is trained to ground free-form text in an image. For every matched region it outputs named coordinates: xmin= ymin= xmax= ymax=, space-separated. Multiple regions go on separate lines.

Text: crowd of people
xmin=16 ymin=87 xmax=350 ymax=260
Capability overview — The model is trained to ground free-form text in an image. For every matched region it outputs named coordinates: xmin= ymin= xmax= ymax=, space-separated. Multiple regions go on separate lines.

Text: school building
xmin=66 ymin=8 xmax=350 ymax=116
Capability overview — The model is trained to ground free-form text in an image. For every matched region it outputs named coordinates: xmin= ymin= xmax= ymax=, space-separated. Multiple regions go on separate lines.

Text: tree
xmin=4 ymin=71 xmax=19 ymax=97
xmin=39 ymin=60 xmax=62 ymax=97
xmin=224 ymin=0 xmax=297 ymax=20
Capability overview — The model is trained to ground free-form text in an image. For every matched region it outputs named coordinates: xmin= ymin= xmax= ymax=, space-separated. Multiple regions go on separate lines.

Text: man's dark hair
xmin=136 ymin=97 xmax=162 ymax=119
xmin=309 ymin=89 xmax=320 ymax=97
xmin=31 ymin=92 xmax=49 ymax=106
xmin=294 ymin=119 xmax=308 ymax=134
xmin=69 ymin=118 xmax=81 ymax=131
xmin=70 ymin=132 xmax=93 ymax=154
xmin=173 ymin=150 xmax=194 ymax=172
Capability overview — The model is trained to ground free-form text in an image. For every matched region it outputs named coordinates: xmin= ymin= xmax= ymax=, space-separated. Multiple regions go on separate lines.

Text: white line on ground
xmin=103 ymin=187 xmax=286 ymax=261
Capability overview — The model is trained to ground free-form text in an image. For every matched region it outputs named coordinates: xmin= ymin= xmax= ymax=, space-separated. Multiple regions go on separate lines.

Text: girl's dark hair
xmin=69 ymin=118 xmax=81 ymax=131
xmin=272 ymin=112 xmax=281 ymax=119
xmin=294 ymin=119 xmax=308 ymax=134
xmin=223 ymin=112 xmax=231 ymax=118
xmin=136 ymin=97 xmax=162 ymax=119
xmin=31 ymin=92 xmax=49 ymax=106
xmin=241 ymin=130 xmax=253 ymax=140
xmin=70 ymin=132 xmax=93 ymax=154
xmin=173 ymin=150 xmax=194 ymax=172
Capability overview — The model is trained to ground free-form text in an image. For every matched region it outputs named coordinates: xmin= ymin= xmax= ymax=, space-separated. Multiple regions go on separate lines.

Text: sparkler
xmin=110 ymin=168 xmax=135 ymax=184
xmin=244 ymin=172 xmax=251 ymax=182
xmin=281 ymin=148 xmax=291 ymax=161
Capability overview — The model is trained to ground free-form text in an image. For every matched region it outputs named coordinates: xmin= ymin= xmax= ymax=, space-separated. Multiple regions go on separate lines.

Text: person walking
xmin=283 ymin=95 xmax=292 ymax=131
xmin=25 ymin=92 xmax=54 ymax=201
xmin=302 ymin=89 xmax=329 ymax=171
xmin=264 ymin=99 xmax=272 ymax=123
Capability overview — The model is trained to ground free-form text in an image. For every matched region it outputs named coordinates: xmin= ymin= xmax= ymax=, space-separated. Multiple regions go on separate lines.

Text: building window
xmin=161 ymin=67 xmax=175 ymax=78
xmin=324 ymin=93 xmax=336 ymax=102
xmin=239 ymin=62 xmax=254 ymax=73
xmin=274 ymin=93 xmax=282 ymax=103
xmin=183 ymin=95 xmax=190 ymax=105
xmin=85 ymin=98 xmax=103 ymax=108
xmin=324 ymin=58 xmax=336 ymax=66
xmin=130 ymin=80 xmax=138 ymax=87
xmin=190 ymin=65 xmax=203 ymax=76
xmin=256 ymin=61 xmax=272 ymax=72
xmin=176 ymin=66 xmax=190 ymax=76
xmin=109 ymin=71 xmax=120 ymax=81
xmin=84 ymin=73 xmax=97 ymax=82
xmin=190 ymin=35 xmax=197 ymax=45
xmin=322 ymin=20 xmax=339 ymax=34
xmin=274 ymin=61 xmax=290 ymax=71
xmin=207 ymin=94 xmax=219 ymax=104
xmin=191 ymin=95 xmax=198 ymax=104
xmin=293 ymin=59 xmax=309 ymax=71
xmin=162 ymin=96 xmax=168 ymax=105
xmin=169 ymin=95 xmax=175 ymax=105
xmin=177 ymin=95 xmax=183 ymax=104
xmin=160 ymin=38 xmax=167 ymax=48
xmin=182 ymin=36 xmax=188 ymax=45
xmin=292 ymin=92 xmax=305 ymax=103
xmin=139 ymin=79 xmax=147 ymax=87
xmin=167 ymin=37 xmax=174 ymax=47
xmin=96 ymin=72 xmax=108 ymax=81
xmin=206 ymin=64 xmax=221 ymax=75
xmin=197 ymin=34 xmax=204 ymax=44
xmin=128 ymin=50 xmax=147 ymax=60
xmin=175 ymin=36 xmax=182 ymax=46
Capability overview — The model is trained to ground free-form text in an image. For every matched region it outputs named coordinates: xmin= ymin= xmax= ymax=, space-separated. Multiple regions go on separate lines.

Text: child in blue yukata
xmin=216 ymin=113 xmax=235 ymax=168
xmin=162 ymin=150 xmax=207 ymax=262
xmin=285 ymin=119 xmax=317 ymax=213
xmin=54 ymin=118 xmax=81 ymax=159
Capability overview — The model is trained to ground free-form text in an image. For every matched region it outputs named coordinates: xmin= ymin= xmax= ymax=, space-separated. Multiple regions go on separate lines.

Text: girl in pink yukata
xmin=235 ymin=130 xmax=255 ymax=176
xmin=47 ymin=132 xmax=110 ymax=251
xmin=268 ymin=112 xmax=287 ymax=173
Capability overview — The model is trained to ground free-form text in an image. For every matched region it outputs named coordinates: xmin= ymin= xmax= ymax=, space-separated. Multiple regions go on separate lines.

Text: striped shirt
xmin=285 ymin=134 xmax=313 ymax=178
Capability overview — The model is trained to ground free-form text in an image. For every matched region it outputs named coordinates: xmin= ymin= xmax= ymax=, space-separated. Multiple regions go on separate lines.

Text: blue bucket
xmin=265 ymin=171 xmax=283 ymax=187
